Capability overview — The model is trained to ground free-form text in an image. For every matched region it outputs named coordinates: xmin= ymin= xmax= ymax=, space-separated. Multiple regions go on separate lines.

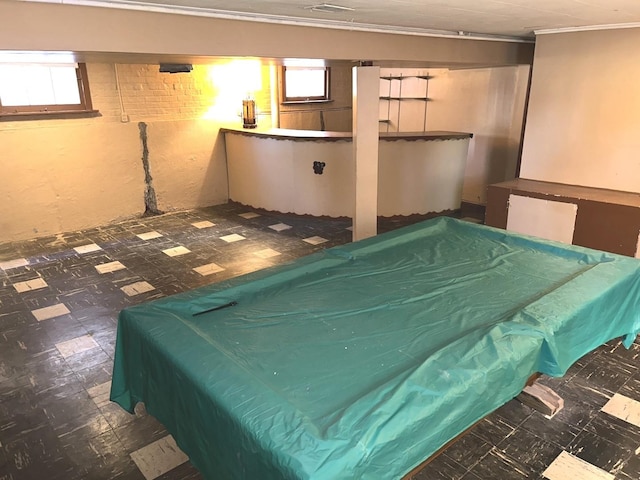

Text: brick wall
xmin=84 ymin=62 xmax=272 ymax=125
xmin=113 ymin=64 xmax=217 ymax=121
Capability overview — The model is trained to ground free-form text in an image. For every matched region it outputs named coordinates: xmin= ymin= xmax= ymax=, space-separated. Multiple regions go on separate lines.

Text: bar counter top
xmin=220 ymin=127 xmax=472 ymax=142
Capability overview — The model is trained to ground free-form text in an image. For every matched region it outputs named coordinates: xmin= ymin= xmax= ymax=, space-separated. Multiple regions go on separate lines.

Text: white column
xmin=352 ymin=65 xmax=380 ymax=241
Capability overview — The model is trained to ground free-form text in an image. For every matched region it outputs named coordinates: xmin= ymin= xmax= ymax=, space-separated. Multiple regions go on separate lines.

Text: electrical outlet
xmin=121 ymin=113 xmax=130 ymax=123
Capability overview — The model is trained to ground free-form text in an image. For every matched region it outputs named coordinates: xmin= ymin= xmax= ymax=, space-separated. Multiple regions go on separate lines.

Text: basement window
xmin=281 ymin=66 xmax=331 ymax=103
xmin=0 ymin=62 xmax=95 ymax=118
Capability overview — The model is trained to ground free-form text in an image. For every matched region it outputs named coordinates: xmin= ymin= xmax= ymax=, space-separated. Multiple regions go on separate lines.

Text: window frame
xmin=281 ymin=66 xmax=331 ymax=104
xmin=0 ymin=63 xmax=95 ymax=117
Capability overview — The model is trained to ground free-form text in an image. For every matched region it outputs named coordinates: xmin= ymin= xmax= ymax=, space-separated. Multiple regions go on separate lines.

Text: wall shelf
xmin=380 ymin=97 xmax=430 ymax=101
xmin=381 ymin=75 xmax=433 ymax=81
xmin=379 ymin=72 xmax=431 ymax=132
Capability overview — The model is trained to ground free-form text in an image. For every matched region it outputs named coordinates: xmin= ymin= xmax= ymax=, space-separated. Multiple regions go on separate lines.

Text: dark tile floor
xmin=0 ymin=202 xmax=638 ymax=480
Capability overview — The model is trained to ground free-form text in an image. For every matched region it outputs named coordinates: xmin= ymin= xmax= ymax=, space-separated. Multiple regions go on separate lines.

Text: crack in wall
xmin=138 ymin=122 xmax=163 ymax=217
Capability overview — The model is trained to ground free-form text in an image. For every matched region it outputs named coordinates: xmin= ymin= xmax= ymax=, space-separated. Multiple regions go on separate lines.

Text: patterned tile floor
xmin=0 ymin=202 xmax=639 ymax=480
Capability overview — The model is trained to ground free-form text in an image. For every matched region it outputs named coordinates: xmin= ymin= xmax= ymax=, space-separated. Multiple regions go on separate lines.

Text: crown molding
xmin=535 ymin=22 xmax=640 ymax=36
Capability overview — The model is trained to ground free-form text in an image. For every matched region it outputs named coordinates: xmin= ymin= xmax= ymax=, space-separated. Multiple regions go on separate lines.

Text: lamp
xmin=242 ymin=96 xmax=257 ymax=129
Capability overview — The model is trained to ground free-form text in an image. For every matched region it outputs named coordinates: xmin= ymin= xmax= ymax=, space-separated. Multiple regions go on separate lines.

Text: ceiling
xmin=81 ymin=0 xmax=640 ymax=39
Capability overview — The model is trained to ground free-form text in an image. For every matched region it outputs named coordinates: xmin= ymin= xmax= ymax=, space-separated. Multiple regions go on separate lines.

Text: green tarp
xmin=111 ymin=217 xmax=640 ymax=479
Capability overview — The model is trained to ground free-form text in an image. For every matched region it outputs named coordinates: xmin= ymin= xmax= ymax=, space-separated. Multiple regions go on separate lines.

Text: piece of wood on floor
xmin=517 ymin=381 xmax=564 ymax=418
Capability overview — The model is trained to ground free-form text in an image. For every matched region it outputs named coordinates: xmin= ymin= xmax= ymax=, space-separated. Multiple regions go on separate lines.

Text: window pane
xmin=285 ymin=69 xmax=326 ymax=98
xmin=0 ymin=64 xmax=80 ymax=107
xmin=0 ymin=65 xmax=30 ymax=106
xmin=51 ymin=67 xmax=80 ymax=104
xmin=24 ymin=65 xmax=56 ymax=105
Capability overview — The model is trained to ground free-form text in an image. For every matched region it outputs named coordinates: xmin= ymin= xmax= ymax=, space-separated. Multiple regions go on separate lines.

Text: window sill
xmin=281 ymin=100 xmax=334 ymax=105
xmin=0 ymin=110 xmax=101 ymax=121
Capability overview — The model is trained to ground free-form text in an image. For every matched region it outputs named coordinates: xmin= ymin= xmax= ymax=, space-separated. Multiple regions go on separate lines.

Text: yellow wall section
xmin=0 ymin=122 xmax=141 ymax=241
xmin=0 ymin=62 xmax=272 ymax=242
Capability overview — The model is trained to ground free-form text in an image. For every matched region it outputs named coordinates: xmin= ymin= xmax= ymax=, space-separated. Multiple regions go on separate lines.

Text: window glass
xmin=282 ymin=67 xmax=329 ymax=102
xmin=0 ymin=63 xmax=91 ymax=114
xmin=50 ymin=67 xmax=81 ymax=104
xmin=0 ymin=65 xmax=30 ymax=106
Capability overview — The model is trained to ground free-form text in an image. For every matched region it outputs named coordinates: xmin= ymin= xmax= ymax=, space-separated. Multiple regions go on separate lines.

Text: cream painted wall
xmin=520 ymin=29 xmax=640 ymax=193
xmin=0 ymin=122 xmax=141 ymax=240
xmin=147 ymin=120 xmax=229 ymax=211
xmin=0 ymin=62 xmax=269 ymax=242
xmin=381 ymin=66 xmax=529 ymax=204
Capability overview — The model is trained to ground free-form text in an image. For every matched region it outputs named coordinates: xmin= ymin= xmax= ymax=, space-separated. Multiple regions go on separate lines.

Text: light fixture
xmin=159 ymin=63 xmax=193 ymax=74
xmin=242 ymin=97 xmax=257 ymax=129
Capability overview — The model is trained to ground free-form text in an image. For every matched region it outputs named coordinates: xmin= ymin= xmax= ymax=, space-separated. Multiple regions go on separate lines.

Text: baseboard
xmin=460 ymin=201 xmax=486 ymax=223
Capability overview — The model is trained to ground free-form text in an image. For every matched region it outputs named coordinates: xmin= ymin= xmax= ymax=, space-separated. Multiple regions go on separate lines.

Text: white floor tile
xmin=31 ymin=303 xmax=70 ymax=321
xmin=162 ymin=246 xmax=191 ymax=257
xmin=253 ymin=248 xmax=281 ymax=259
xmin=88 ymin=381 xmax=112 ymax=408
xmin=121 ymin=281 xmax=155 ymax=296
xmin=130 ymin=435 xmax=188 ymax=480
xmin=239 ymin=212 xmax=260 ymax=219
xmin=0 ymin=258 xmax=29 ymax=270
xmin=303 ymin=236 xmax=328 ymax=245
xmin=55 ymin=334 xmax=99 ymax=358
xmin=193 ymin=263 xmax=225 ymax=276
xmin=13 ymin=278 xmax=48 ymax=293
xmin=137 ymin=231 xmax=163 ymax=240
xmin=269 ymin=223 xmax=292 ymax=232
xmin=220 ymin=234 xmax=246 ymax=243
xmin=602 ymin=393 xmax=640 ymax=428
xmin=543 ymin=451 xmax=614 ymax=480
xmin=74 ymin=243 xmax=102 ymax=254
xmin=95 ymin=261 xmax=126 ymax=274
xmin=192 ymin=221 xmax=215 ymax=229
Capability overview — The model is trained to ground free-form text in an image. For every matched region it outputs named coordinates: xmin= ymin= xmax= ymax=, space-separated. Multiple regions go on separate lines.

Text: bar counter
xmin=222 ymin=127 xmax=472 ymax=217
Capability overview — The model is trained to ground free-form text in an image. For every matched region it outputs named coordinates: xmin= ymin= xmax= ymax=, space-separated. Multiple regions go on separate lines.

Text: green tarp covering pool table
xmin=110 ymin=217 xmax=640 ymax=479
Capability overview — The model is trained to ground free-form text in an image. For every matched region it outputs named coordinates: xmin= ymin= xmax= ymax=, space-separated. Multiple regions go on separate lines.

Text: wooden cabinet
xmin=486 ymin=178 xmax=640 ymax=257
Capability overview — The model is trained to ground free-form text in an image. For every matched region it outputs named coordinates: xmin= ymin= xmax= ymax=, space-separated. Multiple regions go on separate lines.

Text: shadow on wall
xmin=137 ymin=120 xmax=229 ymax=214
xmin=486 ymin=137 xmax=520 ymax=186
xmin=465 ymin=134 xmax=520 ymax=204
xmin=198 ymin=130 xmax=230 ymax=207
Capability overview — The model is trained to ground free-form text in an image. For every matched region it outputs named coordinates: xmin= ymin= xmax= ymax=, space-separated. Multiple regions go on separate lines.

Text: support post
xmin=352 ymin=65 xmax=380 ymax=241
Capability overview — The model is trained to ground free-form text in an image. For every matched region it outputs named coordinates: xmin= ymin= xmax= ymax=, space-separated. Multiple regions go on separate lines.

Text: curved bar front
xmin=222 ymin=128 xmax=472 ymax=218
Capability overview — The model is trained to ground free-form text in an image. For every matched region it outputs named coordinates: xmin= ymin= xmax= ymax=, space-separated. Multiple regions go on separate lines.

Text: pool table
xmin=111 ymin=217 xmax=640 ymax=479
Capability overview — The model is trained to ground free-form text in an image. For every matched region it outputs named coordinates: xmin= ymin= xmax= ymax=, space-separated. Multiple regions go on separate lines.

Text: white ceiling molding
xmin=535 ymin=22 xmax=640 ymax=36
xmin=50 ymin=0 xmax=533 ymax=43
xmin=305 ymin=4 xmax=355 ymax=14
